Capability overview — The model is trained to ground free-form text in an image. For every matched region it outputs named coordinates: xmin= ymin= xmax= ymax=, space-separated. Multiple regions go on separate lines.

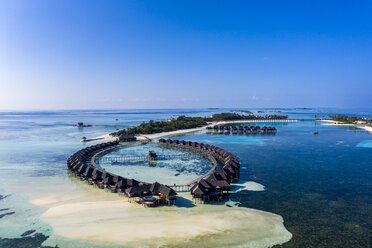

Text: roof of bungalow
xmin=190 ymin=182 xmax=207 ymax=197
xmin=126 ymin=184 xmax=151 ymax=197
xmin=198 ymin=178 xmax=213 ymax=189
xmin=126 ymin=178 xmax=140 ymax=187
xmin=159 ymin=184 xmax=177 ymax=198
xmin=205 ymin=177 xmax=230 ymax=188
xmin=150 ymin=181 xmax=161 ymax=194
xmin=215 ymin=169 xmax=229 ymax=180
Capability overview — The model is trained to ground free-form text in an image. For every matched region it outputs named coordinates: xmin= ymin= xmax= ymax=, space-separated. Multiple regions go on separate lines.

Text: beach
xmin=31 ymin=179 xmax=291 ymax=248
xmin=319 ymin=119 xmax=372 ymax=132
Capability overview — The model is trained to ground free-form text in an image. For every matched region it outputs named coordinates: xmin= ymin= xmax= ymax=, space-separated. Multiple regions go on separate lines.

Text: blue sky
xmin=0 ymin=0 xmax=371 ymax=110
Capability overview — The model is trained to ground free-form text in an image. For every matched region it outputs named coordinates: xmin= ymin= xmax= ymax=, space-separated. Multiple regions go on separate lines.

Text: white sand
xmin=319 ymin=120 xmax=372 ymax=132
xmin=21 ymin=176 xmax=291 ymax=248
xmin=36 ymin=193 xmax=291 ymax=248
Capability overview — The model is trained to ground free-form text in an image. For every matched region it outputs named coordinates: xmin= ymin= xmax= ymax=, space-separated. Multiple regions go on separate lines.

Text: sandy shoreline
xmin=319 ymin=119 xmax=372 ymax=132
xmin=32 ymin=183 xmax=291 ymax=248
xmin=6 ymin=175 xmax=291 ymax=247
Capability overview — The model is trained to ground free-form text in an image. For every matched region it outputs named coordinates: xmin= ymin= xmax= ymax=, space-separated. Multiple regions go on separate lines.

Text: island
xmin=231 ymin=110 xmax=253 ymax=114
xmin=320 ymin=114 xmax=372 ymax=132
xmin=110 ymin=112 xmax=288 ymax=136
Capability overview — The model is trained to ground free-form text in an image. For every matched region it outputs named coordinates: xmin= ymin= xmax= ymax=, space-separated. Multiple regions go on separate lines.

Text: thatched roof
xmin=104 ymin=174 xmax=114 ymax=185
xmin=150 ymin=181 xmax=161 ymax=194
xmin=215 ymin=170 xmax=228 ymax=181
xmin=126 ymin=184 xmax=151 ymax=197
xmin=92 ymin=168 xmax=104 ymax=180
xmin=127 ymin=178 xmax=140 ymax=187
xmin=78 ymin=164 xmax=88 ymax=174
xmin=117 ymin=179 xmax=129 ymax=188
xmin=191 ymin=182 xmax=207 ymax=197
xmin=84 ymin=166 xmax=94 ymax=177
xmin=198 ymin=179 xmax=213 ymax=189
xmin=159 ymin=185 xmax=177 ymax=198
xmin=205 ymin=177 xmax=230 ymax=188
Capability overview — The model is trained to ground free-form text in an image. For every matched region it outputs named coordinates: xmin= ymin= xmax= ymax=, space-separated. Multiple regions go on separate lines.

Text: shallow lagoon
xmin=0 ymin=109 xmax=371 ymax=247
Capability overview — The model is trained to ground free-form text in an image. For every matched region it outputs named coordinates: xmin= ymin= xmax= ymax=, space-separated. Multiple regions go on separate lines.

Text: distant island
xmin=232 ymin=110 xmax=253 ymax=114
xmin=111 ymin=112 xmax=288 ymax=136
xmin=258 ymin=110 xmax=282 ymax=113
xmin=329 ymin=115 xmax=371 ymax=126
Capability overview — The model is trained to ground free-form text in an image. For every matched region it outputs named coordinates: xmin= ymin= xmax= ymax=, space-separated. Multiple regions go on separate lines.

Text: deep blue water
xmin=0 ymin=108 xmax=371 ymax=248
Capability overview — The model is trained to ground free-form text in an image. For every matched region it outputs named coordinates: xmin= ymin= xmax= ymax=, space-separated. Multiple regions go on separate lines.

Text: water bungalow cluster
xmin=207 ymin=125 xmax=277 ymax=134
xmin=75 ymin=122 xmax=92 ymax=127
xmin=158 ymin=138 xmax=240 ymax=202
xmin=67 ymin=136 xmax=242 ymax=205
xmin=67 ymin=141 xmax=177 ymax=206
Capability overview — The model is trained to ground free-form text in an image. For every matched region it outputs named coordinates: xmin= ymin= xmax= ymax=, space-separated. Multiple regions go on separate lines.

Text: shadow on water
xmin=0 ymin=233 xmax=55 ymax=248
xmin=173 ymin=196 xmax=196 ymax=208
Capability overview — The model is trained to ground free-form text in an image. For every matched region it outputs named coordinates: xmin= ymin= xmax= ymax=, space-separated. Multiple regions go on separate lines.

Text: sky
xmin=0 ymin=0 xmax=371 ymax=110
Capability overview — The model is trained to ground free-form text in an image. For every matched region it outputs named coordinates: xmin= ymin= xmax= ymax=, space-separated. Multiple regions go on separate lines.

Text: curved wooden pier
xmin=67 ymin=138 xmax=241 ymax=205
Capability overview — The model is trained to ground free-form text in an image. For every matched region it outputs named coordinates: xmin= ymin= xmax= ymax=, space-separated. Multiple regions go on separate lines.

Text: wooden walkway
xmin=98 ymin=153 xmax=201 ymax=163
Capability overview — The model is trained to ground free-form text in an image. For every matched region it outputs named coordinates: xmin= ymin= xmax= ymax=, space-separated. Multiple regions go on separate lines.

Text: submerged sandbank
xmin=36 ymin=194 xmax=291 ymax=248
xmin=22 ymin=176 xmax=291 ymax=248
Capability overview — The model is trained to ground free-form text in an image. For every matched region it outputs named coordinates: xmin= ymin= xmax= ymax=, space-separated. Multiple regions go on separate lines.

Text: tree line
xmin=329 ymin=115 xmax=372 ymax=125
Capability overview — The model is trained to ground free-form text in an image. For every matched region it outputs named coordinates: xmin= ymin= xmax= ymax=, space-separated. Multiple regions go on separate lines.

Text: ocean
xmin=0 ymin=108 xmax=371 ymax=248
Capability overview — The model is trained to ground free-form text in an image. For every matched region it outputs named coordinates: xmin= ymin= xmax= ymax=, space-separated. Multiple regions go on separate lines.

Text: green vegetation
xmin=111 ymin=112 xmax=288 ymax=136
xmin=329 ymin=115 xmax=372 ymax=125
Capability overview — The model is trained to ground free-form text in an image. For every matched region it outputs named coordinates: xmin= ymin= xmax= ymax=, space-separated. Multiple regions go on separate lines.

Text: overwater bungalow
xmin=127 ymin=178 xmax=140 ymax=187
xmin=77 ymin=164 xmax=88 ymax=175
xmin=205 ymin=177 xmax=230 ymax=191
xmin=104 ymin=174 xmax=115 ymax=186
xmin=117 ymin=178 xmax=129 ymax=191
xmin=68 ymin=138 xmax=240 ymax=207
xmin=126 ymin=184 xmax=151 ymax=198
xmin=83 ymin=166 xmax=95 ymax=179
xmin=118 ymin=134 xmax=137 ymax=142
xmin=190 ymin=181 xmax=208 ymax=199
xmin=158 ymin=185 xmax=177 ymax=204
xmin=150 ymin=181 xmax=161 ymax=194
xmin=92 ymin=169 xmax=104 ymax=183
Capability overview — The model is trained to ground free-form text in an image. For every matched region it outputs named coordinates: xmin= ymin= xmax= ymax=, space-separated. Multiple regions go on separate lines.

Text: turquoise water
xmin=357 ymin=140 xmax=372 ymax=148
xmin=0 ymin=108 xmax=371 ymax=247
xmin=98 ymin=143 xmax=212 ymax=185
